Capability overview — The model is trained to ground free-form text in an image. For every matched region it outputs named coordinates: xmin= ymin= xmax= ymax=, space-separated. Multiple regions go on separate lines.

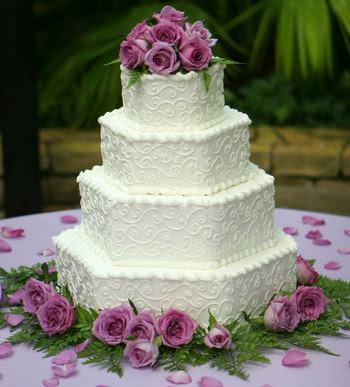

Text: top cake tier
xmin=121 ymin=63 xmax=225 ymax=129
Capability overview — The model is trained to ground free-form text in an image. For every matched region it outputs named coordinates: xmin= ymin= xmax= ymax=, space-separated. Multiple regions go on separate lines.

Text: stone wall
xmin=1 ymin=127 xmax=350 ymax=216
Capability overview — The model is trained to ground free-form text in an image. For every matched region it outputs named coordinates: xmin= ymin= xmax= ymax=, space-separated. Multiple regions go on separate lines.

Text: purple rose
xmin=126 ymin=310 xmax=160 ymax=341
xmin=179 ymin=35 xmax=212 ymax=71
xmin=119 ymin=38 xmax=147 ymax=70
xmin=22 ymin=278 xmax=55 ymax=314
xmin=158 ymin=309 xmax=197 ymax=348
xmin=127 ymin=20 xmax=150 ymax=41
xmin=37 ymin=294 xmax=75 ymax=336
xmin=296 ymin=255 xmax=318 ymax=284
xmin=292 ymin=285 xmax=329 ymax=322
xmin=92 ymin=304 xmax=134 ymax=345
xmin=204 ymin=323 xmax=232 ymax=349
xmin=145 ymin=42 xmax=180 ymax=75
xmin=153 ymin=6 xmax=186 ymax=26
xmin=146 ymin=21 xmax=183 ymax=45
xmin=184 ymin=21 xmax=217 ymax=47
xmin=124 ymin=339 xmax=159 ymax=368
xmin=264 ymin=296 xmax=300 ymax=332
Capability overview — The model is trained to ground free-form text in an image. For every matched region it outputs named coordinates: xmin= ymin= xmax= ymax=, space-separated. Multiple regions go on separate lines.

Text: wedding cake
xmin=54 ymin=6 xmax=297 ymax=326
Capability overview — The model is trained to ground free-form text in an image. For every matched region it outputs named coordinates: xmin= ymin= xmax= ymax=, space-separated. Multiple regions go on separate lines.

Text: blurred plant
xmin=35 ymin=0 xmax=350 ymax=128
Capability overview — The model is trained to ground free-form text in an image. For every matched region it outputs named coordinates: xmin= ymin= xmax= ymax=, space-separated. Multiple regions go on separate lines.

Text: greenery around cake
xmin=0 ymin=258 xmax=349 ymax=380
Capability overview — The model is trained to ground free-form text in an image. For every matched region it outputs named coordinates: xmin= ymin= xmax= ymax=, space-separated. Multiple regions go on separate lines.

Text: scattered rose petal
xmin=305 ymin=230 xmax=322 ymax=240
xmin=96 ymin=385 xmax=111 ymax=387
xmin=324 ymin=261 xmax=341 ymax=270
xmin=337 ymin=248 xmax=350 ymax=255
xmin=37 ymin=266 xmax=57 ymax=275
xmin=42 ymin=377 xmax=59 ymax=387
xmin=52 ymin=349 xmax=77 ymax=365
xmin=313 ymin=239 xmax=331 ymax=246
xmin=302 ymin=215 xmax=325 ymax=226
xmin=60 ymin=215 xmax=78 ymax=224
xmin=51 ymin=362 xmax=77 ymax=378
xmin=261 ymin=385 xmax=273 ymax=387
xmin=74 ymin=337 xmax=93 ymax=353
xmin=0 ymin=240 xmax=12 ymax=252
xmin=0 ymin=342 xmax=13 ymax=358
xmin=283 ymin=227 xmax=298 ymax=236
xmin=37 ymin=248 xmax=55 ymax=257
xmin=8 ymin=287 xmax=24 ymax=304
xmin=1 ymin=226 xmax=24 ymax=238
xmin=4 ymin=313 xmax=24 ymax=326
xmin=345 ymin=229 xmax=350 ymax=236
xmin=282 ymin=349 xmax=308 ymax=367
xmin=167 ymin=370 xmax=192 ymax=384
xmin=198 ymin=376 xmax=224 ymax=387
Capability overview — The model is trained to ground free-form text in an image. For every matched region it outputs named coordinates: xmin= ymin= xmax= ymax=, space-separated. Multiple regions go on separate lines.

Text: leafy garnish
xmin=103 ymin=58 xmax=120 ymax=66
xmin=127 ymin=68 xmax=145 ymax=88
xmin=210 ymin=57 xmax=242 ymax=65
xmin=201 ymin=70 xmax=212 ymax=92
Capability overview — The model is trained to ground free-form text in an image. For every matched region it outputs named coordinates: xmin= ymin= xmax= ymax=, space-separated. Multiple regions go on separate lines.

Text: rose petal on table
xmin=0 ymin=239 xmax=12 ymax=252
xmin=197 ymin=376 xmax=224 ymax=387
xmin=282 ymin=349 xmax=308 ymax=367
xmin=337 ymin=248 xmax=350 ymax=255
xmin=52 ymin=349 xmax=77 ymax=365
xmin=96 ymin=385 xmax=111 ymax=387
xmin=37 ymin=248 xmax=55 ymax=257
xmin=313 ymin=239 xmax=331 ymax=246
xmin=166 ymin=370 xmax=192 ymax=384
xmin=305 ymin=230 xmax=322 ymax=240
xmin=74 ymin=337 xmax=93 ymax=353
xmin=324 ymin=261 xmax=341 ymax=270
xmin=51 ymin=362 xmax=77 ymax=378
xmin=8 ymin=287 xmax=24 ymax=304
xmin=302 ymin=215 xmax=325 ymax=226
xmin=283 ymin=227 xmax=298 ymax=236
xmin=60 ymin=215 xmax=78 ymax=224
xmin=4 ymin=313 xmax=24 ymax=326
xmin=261 ymin=385 xmax=273 ymax=387
xmin=344 ymin=229 xmax=350 ymax=236
xmin=1 ymin=226 xmax=24 ymax=239
xmin=0 ymin=342 xmax=13 ymax=358
xmin=42 ymin=377 xmax=60 ymax=387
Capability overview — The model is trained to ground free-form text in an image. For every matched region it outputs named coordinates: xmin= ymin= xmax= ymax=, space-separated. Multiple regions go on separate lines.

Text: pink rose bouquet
xmin=158 ymin=308 xmax=198 ymax=348
xmin=292 ymin=285 xmax=329 ymax=322
xmin=118 ymin=5 xmax=217 ymax=76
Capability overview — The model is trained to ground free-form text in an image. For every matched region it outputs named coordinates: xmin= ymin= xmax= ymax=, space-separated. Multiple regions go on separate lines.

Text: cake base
xmin=54 ymin=227 xmax=297 ymax=325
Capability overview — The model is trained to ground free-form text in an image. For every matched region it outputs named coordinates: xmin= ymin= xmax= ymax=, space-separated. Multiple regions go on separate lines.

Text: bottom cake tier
xmin=54 ymin=226 xmax=297 ymax=325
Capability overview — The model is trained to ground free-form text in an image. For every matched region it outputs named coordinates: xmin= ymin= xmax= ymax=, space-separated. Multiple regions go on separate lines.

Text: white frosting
xmin=100 ymin=106 xmax=252 ymax=195
xmin=54 ymin=227 xmax=297 ymax=326
xmin=121 ymin=63 xmax=225 ymax=128
xmin=77 ymin=165 xmax=276 ymax=270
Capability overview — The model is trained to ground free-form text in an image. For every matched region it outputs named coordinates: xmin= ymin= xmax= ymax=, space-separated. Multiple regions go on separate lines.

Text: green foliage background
xmin=35 ymin=0 xmax=350 ymax=129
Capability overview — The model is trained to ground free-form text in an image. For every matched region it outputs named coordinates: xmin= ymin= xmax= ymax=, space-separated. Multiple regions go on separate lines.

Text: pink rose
xmin=37 ymin=294 xmax=75 ymax=336
xmin=92 ymin=304 xmax=134 ymax=345
xmin=264 ymin=296 xmax=300 ymax=332
xmin=126 ymin=310 xmax=160 ymax=341
xmin=296 ymin=255 xmax=318 ymax=284
xmin=153 ymin=6 xmax=186 ymax=26
xmin=146 ymin=21 xmax=183 ymax=45
xmin=124 ymin=339 xmax=159 ymax=368
xmin=158 ymin=309 xmax=197 ymax=348
xmin=119 ymin=38 xmax=147 ymax=70
xmin=179 ymin=35 xmax=212 ymax=71
xmin=22 ymin=278 xmax=55 ymax=314
xmin=292 ymin=285 xmax=329 ymax=322
xmin=145 ymin=42 xmax=180 ymax=75
xmin=204 ymin=323 xmax=232 ymax=349
xmin=184 ymin=21 xmax=217 ymax=47
xmin=127 ymin=20 xmax=150 ymax=41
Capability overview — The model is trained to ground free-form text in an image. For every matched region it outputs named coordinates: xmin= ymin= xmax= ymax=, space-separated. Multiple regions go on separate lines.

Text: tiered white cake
xmin=54 ymin=63 xmax=297 ymax=325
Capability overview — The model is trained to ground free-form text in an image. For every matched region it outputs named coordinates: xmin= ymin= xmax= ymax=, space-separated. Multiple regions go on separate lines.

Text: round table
xmin=0 ymin=208 xmax=349 ymax=387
